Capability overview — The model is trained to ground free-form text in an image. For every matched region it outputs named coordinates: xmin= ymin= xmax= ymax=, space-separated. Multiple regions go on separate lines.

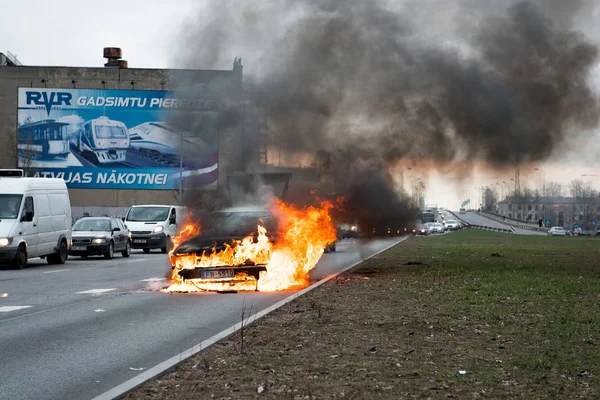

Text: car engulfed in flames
xmin=164 ymin=201 xmax=338 ymax=293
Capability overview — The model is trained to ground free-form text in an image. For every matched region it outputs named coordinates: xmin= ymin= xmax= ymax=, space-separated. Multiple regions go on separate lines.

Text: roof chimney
xmin=103 ymin=47 xmax=127 ymax=68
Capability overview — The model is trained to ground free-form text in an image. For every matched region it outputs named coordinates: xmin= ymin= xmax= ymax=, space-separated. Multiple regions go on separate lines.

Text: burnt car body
xmin=171 ymin=207 xmax=279 ymax=288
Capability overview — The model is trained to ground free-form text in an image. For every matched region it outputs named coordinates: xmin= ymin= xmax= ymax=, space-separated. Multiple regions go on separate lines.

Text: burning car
xmin=170 ymin=207 xmax=279 ymax=291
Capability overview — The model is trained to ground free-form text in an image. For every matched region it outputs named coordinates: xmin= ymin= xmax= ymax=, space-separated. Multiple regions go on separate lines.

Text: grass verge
xmin=126 ymin=231 xmax=600 ymax=399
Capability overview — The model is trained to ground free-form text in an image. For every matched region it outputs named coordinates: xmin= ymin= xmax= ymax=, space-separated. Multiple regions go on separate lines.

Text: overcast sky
xmin=2 ymin=1 xmax=600 ymax=208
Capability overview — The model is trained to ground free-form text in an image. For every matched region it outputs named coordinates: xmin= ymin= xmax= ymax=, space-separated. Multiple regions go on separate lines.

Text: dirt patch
xmin=126 ymin=231 xmax=600 ymax=399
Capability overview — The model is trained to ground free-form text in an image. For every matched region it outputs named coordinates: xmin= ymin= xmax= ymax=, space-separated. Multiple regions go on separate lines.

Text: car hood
xmin=173 ymin=231 xmax=277 ymax=256
xmin=72 ymin=230 xmax=110 ymax=237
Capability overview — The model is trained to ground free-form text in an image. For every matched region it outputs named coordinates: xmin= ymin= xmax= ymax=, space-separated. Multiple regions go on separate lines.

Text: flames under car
xmin=172 ymin=238 xmax=269 ymax=291
xmin=170 ymin=208 xmax=278 ymax=291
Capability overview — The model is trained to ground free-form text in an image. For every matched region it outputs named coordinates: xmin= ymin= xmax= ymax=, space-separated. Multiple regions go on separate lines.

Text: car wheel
xmin=13 ymin=245 xmax=27 ymax=270
xmin=48 ymin=241 xmax=68 ymax=265
xmin=122 ymin=241 xmax=131 ymax=258
xmin=104 ymin=242 xmax=114 ymax=259
xmin=143 ymin=248 xmax=151 ymax=254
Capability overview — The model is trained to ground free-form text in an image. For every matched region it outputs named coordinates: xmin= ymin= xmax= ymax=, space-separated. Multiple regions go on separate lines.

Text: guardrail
xmin=449 ymin=211 xmax=514 ymax=234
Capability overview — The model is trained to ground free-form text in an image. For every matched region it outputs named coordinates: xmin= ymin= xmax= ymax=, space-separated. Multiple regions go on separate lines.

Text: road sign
xmin=592 ymin=220 xmax=597 ymax=225
xmin=546 ymin=219 xmax=551 ymax=225
xmin=510 ymin=226 xmax=515 ymax=233
xmin=574 ymin=215 xmax=580 ymax=221
xmin=573 ymin=223 xmax=579 ymax=229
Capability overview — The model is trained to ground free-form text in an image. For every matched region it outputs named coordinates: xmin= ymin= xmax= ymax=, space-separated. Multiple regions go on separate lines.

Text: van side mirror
xmin=112 ymin=228 xmax=121 ymax=233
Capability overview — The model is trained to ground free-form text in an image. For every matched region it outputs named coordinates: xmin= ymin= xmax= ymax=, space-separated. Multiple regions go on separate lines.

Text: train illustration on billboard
xmin=69 ymin=117 xmax=130 ymax=164
xmin=18 ymin=119 xmax=70 ymax=160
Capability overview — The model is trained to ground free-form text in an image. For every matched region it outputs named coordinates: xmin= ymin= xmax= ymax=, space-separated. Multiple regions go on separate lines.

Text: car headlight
xmin=350 ymin=225 xmax=358 ymax=231
xmin=153 ymin=226 xmax=164 ymax=233
xmin=92 ymin=238 xmax=106 ymax=244
xmin=0 ymin=238 xmax=12 ymax=247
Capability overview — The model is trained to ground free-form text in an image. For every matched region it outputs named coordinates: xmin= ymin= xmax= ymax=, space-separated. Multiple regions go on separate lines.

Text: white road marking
xmin=140 ymin=278 xmax=165 ymax=282
xmin=0 ymin=306 xmax=32 ymax=312
xmin=43 ymin=269 xmax=71 ymax=274
xmin=127 ymin=259 xmax=147 ymax=263
xmin=95 ymin=309 xmax=106 ymax=313
xmin=77 ymin=289 xmax=116 ymax=294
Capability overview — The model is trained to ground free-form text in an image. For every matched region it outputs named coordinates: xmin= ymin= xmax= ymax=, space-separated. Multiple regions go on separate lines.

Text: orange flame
xmin=164 ymin=200 xmax=337 ymax=293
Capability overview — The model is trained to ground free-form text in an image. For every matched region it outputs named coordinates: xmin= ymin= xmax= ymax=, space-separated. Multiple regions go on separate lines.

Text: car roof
xmin=78 ymin=216 xmax=112 ymax=220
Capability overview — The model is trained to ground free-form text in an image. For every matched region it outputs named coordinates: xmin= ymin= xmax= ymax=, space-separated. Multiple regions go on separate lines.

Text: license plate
xmin=134 ymin=239 xmax=147 ymax=243
xmin=201 ymin=269 xmax=235 ymax=279
xmin=72 ymin=246 xmax=87 ymax=251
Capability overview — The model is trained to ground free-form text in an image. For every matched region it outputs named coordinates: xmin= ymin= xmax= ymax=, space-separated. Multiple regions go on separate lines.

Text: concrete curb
xmin=91 ymin=237 xmax=408 ymax=400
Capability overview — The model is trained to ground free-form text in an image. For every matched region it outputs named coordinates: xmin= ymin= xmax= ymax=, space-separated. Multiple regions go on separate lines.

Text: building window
xmin=518 ymin=204 xmax=522 ymax=210
xmin=508 ymin=204 xmax=512 ymax=210
xmin=509 ymin=214 xmax=512 ymax=219
xmin=535 ymin=205 xmax=539 ymax=211
xmin=528 ymin=204 xmax=532 ymax=211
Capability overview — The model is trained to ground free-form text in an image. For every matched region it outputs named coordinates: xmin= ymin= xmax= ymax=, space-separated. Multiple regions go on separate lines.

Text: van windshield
xmin=0 ymin=194 xmax=23 ymax=219
xmin=126 ymin=207 xmax=170 ymax=222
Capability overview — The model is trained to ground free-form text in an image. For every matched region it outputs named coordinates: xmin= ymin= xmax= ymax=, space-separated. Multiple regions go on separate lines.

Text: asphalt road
xmin=454 ymin=212 xmax=546 ymax=236
xmin=0 ymin=237 xmax=402 ymax=400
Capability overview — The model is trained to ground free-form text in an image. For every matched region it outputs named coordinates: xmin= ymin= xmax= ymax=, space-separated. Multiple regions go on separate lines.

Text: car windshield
xmin=0 ymin=194 xmax=23 ymax=219
xmin=209 ymin=211 xmax=274 ymax=236
xmin=126 ymin=207 xmax=169 ymax=222
xmin=446 ymin=220 xmax=457 ymax=224
xmin=73 ymin=219 xmax=111 ymax=232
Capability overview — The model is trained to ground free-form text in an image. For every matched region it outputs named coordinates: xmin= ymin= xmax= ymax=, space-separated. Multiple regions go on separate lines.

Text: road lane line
xmin=43 ymin=269 xmax=71 ymax=274
xmin=92 ymin=237 xmax=407 ymax=400
xmin=126 ymin=259 xmax=147 ymax=263
xmin=0 ymin=306 xmax=32 ymax=312
xmin=77 ymin=289 xmax=117 ymax=294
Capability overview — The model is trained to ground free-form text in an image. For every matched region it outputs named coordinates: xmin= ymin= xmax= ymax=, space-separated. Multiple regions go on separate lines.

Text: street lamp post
xmin=535 ymin=168 xmax=545 ymax=197
xmin=535 ymin=168 xmax=546 ymax=223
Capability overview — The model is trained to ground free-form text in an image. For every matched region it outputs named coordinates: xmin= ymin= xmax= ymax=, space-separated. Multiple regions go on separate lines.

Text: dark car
xmin=69 ymin=217 xmax=132 ymax=259
xmin=172 ymin=207 xmax=279 ymax=287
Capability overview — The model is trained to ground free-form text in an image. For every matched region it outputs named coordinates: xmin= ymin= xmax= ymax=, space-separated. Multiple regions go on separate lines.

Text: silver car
xmin=69 ymin=217 xmax=132 ymax=259
xmin=547 ymin=226 xmax=566 ymax=236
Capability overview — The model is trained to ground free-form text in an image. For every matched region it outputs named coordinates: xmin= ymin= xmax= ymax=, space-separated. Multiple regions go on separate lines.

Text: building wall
xmin=0 ymin=63 xmax=256 ymax=208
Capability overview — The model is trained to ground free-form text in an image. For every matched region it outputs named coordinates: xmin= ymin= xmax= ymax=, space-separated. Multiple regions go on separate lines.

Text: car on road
xmin=339 ymin=222 xmax=359 ymax=239
xmin=429 ymin=223 xmax=444 ymax=234
xmin=172 ymin=207 xmax=280 ymax=289
xmin=0 ymin=170 xmax=71 ymax=269
xmin=124 ymin=205 xmax=186 ymax=253
xmin=444 ymin=219 xmax=460 ymax=231
xmin=459 ymin=208 xmax=466 ymax=214
xmin=547 ymin=226 xmax=566 ymax=236
xmin=69 ymin=217 xmax=131 ymax=259
xmin=412 ymin=223 xmax=430 ymax=236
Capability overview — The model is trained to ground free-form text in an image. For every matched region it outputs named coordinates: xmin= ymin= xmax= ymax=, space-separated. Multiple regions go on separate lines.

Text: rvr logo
xmin=26 ymin=91 xmax=72 ymax=115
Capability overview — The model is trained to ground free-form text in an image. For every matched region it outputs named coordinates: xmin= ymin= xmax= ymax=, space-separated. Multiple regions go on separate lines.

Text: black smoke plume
xmin=176 ymin=0 xmax=599 ymax=232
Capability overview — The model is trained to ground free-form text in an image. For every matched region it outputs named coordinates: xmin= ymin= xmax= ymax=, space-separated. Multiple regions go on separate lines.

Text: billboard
xmin=17 ymin=88 xmax=219 ymax=189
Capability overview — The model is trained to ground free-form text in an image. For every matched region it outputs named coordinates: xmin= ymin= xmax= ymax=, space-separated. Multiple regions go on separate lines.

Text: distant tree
xmin=569 ymin=179 xmax=593 ymax=198
xmin=546 ymin=181 xmax=563 ymax=197
xmin=483 ymin=186 xmax=497 ymax=212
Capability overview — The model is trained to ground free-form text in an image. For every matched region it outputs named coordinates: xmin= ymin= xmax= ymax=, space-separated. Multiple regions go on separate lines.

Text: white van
xmin=124 ymin=205 xmax=186 ymax=253
xmin=0 ymin=170 xmax=72 ymax=269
